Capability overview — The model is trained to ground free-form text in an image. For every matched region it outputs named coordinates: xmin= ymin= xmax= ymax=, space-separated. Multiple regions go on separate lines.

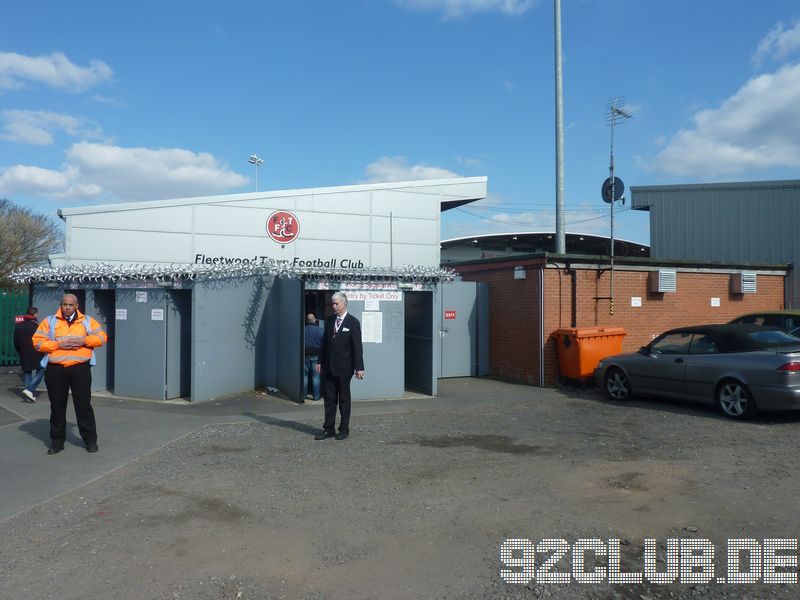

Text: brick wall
xmin=459 ymin=266 xmax=542 ymax=384
xmin=456 ymin=260 xmax=785 ymax=387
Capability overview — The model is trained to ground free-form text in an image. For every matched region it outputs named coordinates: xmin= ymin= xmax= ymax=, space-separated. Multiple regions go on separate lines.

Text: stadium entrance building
xmin=17 ymin=178 xmax=489 ymax=403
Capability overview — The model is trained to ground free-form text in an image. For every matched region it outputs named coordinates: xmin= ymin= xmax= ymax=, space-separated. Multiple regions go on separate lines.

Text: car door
xmin=683 ymin=333 xmax=720 ymax=401
xmin=627 ymin=331 xmax=691 ymax=397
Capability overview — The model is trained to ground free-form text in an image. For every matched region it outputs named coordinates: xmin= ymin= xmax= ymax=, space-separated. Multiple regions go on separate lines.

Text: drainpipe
xmin=539 ymin=264 xmax=545 ymax=387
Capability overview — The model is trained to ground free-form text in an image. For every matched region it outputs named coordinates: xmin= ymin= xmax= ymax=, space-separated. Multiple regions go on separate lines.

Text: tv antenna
xmin=604 ymin=97 xmax=632 ymax=315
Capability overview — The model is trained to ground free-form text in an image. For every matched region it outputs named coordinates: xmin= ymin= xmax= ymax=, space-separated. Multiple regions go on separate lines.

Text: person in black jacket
xmin=13 ymin=307 xmax=44 ymax=402
xmin=314 ymin=292 xmax=364 ymax=440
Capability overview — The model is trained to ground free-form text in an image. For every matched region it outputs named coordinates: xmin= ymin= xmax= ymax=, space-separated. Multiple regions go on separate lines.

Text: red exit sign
xmin=444 ymin=310 xmax=457 ymax=320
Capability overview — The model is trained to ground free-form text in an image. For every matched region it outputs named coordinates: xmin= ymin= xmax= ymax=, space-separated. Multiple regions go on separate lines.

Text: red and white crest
xmin=266 ymin=210 xmax=299 ymax=244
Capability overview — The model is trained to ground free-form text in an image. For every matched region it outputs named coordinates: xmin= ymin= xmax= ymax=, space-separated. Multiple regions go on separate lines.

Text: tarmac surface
xmin=0 ymin=370 xmax=432 ymax=524
xmin=3 ymin=370 xmax=800 ymax=599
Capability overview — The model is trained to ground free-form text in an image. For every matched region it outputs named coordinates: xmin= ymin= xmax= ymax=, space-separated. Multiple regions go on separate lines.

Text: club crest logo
xmin=266 ymin=210 xmax=299 ymax=244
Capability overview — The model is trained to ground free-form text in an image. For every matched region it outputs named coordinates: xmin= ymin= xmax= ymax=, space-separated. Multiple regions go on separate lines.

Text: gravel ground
xmin=2 ymin=378 xmax=800 ymax=599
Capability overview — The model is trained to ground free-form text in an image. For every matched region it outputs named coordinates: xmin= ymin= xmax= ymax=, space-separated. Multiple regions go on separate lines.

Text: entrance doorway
xmin=165 ymin=290 xmax=191 ymax=399
xmin=403 ymin=291 xmax=434 ymax=395
xmin=91 ymin=290 xmax=116 ymax=392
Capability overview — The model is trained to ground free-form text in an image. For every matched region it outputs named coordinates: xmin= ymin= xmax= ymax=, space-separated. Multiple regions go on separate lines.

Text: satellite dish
xmin=601 ymin=177 xmax=624 ymax=203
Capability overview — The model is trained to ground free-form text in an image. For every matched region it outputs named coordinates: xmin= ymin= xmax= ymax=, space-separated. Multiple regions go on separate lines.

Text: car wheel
xmin=604 ymin=368 xmax=631 ymax=401
xmin=716 ymin=379 xmax=757 ymax=419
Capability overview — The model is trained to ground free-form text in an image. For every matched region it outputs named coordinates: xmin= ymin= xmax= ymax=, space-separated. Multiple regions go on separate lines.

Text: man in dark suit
xmin=315 ymin=291 xmax=364 ymax=440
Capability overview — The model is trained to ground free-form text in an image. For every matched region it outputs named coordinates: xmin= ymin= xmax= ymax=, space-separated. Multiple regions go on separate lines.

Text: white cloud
xmin=455 ymin=155 xmax=484 ymax=167
xmin=651 ymin=63 xmax=800 ymax=177
xmin=0 ymin=142 xmax=248 ymax=201
xmin=394 ymin=0 xmax=536 ymax=19
xmin=91 ymin=94 xmax=125 ymax=107
xmin=0 ymin=51 xmax=112 ymax=92
xmin=0 ymin=110 xmax=104 ymax=145
xmin=752 ymin=21 xmax=800 ymax=66
xmin=362 ymin=156 xmax=460 ymax=182
xmin=0 ymin=165 xmax=102 ymax=198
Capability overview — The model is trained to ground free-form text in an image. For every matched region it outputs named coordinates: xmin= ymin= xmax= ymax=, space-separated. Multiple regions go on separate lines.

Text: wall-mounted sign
xmin=710 ymin=297 xmax=721 ymax=307
xmin=266 ymin=210 xmax=299 ymax=244
xmin=361 ymin=312 xmax=383 ymax=343
xmin=151 ymin=308 xmax=164 ymax=321
xmin=136 ymin=291 xmax=147 ymax=303
xmin=115 ymin=309 xmax=128 ymax=321
xmin=631 ymin=297 xmax=642 ymax=307
xmin=444 ymin=310 xmax=457 ymax=320
xmin=346 ymin=291 xmax=402 ymax=302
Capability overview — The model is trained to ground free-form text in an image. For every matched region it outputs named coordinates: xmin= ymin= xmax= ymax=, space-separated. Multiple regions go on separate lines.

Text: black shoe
xmin=47 ymin=445 xmax=64 ymax=455
xmin=335 ymin=431 xmax=349 ymax=440
xmin=314 ymin=430 xmax=335 ymax=440
xmin=86 ymin=442 xmax=99 ymax=453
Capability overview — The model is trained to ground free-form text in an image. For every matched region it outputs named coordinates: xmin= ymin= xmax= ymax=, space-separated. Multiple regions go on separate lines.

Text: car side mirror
xmin=638 ymin=346 xmax=649 ymax=355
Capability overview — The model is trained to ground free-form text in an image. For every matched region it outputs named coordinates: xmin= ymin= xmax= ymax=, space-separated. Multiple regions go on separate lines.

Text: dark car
xmin=595 ymin=324 xmax=800 ymax=419
xmin=729 ymin=310 xmax=800 ymax=337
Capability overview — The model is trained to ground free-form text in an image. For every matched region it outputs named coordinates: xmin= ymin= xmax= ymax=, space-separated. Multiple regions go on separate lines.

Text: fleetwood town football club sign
xmin=266 ymin=210 xmax=299 ymax=244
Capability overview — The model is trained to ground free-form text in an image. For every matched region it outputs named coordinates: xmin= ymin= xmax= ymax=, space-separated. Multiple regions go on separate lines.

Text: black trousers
xmin=322 ymin=374 xmax=352 ymax=433
xmin=44 ymin=362 xmax=96 ymax=446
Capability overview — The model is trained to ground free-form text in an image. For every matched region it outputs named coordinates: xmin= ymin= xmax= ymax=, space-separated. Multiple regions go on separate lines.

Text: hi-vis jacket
xmin=32 ymin=309 xmax=107 ymax=367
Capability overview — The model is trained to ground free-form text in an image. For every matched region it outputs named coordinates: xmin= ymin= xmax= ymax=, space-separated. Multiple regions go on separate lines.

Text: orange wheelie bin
xmin=555 ymin=327 xmax=626 ymax=380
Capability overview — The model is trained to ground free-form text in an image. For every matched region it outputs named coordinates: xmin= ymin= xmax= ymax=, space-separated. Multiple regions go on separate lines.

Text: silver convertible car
xmin=595 ymin=324 xmax=800 ymax=419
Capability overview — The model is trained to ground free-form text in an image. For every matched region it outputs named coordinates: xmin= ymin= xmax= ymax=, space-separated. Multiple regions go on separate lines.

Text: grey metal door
xmin=276 ymin=278 xmax=303 ymax=402
xmin=440 ymin=281 xmax=478 ymax=377
xmin=114 ymin=288 xmax=167 ymax=400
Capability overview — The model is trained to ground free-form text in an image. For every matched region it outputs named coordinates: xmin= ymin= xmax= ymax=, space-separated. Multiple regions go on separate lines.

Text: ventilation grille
xmin=731 ymin=271 xmax=757 ymax=294
xmin=648 ymin=269 xmax=676 ymax=293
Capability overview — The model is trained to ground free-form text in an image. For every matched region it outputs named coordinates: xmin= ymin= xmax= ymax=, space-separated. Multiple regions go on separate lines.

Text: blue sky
xmin=2 ymin=0 xmax=800 ymax=246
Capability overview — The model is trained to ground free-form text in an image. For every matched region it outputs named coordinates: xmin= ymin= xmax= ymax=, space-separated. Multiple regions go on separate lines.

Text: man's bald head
xmin=60 ymin=294 xmax=79 ymax=318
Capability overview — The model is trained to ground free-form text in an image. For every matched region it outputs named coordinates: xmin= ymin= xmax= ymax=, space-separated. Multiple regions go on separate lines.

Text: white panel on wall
xmin=194 ymin=205 xmax=274 ymax=236
xmin=392 ymin=244 xmax=439 ymax=267
xmin=370 ymin=216 xmax=391 ymax=243
xmin=70 ymin=229 xmax=193 ymax=262
xmin=70 ymin=206 xmax=194 ymax=233
xmin=309 ymin=192 xmax=372 ymax=216
xmin=222 ymin=196 xmax=303 ymax=210
xmin=192 ymin=233 xmax=293 ymax=264
xmin=290 ymin=213 xmax=371 ymax=241
xmin=370 ymin=243 xmax=392 ymax=267
xmin=369 ymin=189 xmax=441 ymax=218
xmin=390 ymin=218 xmax=439 ymax=245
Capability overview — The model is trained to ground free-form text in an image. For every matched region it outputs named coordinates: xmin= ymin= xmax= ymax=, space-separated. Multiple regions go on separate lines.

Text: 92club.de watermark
xmin=500 ymin=538 xmax=799 ymax=585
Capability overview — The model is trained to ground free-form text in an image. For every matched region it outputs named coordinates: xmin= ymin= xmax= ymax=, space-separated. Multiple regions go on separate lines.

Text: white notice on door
xmin=364 ymin=298 xmax=380 ymax=311
xmin=361 ymin=311 xmax=383 ymax=343
xmin=136 ymin=291 xmax=147 ymax=303
xmin=151 ymin=308 xmax=164 ymax=321
xmin=115 ymin=308 xmax=127 ymax=320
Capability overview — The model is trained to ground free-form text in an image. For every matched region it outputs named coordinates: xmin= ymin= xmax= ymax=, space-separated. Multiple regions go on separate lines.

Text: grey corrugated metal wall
xmin=631 ymin=181 xmax=800 ymax=307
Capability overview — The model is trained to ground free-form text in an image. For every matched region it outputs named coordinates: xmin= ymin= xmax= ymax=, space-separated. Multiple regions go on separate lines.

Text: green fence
xmin=1 ymin=287 xmax=31 ymax=366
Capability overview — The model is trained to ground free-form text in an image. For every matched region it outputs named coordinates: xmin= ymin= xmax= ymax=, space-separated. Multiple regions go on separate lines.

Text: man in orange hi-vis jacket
xmin=33 ymin=293 xmax=107 ymax=455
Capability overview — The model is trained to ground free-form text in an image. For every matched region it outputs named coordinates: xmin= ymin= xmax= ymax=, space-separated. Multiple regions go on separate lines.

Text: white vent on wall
xmin=648 ymin=269 xmax=677 ymax=293
xmin=731 ymin=271 xmax=757 ymax=294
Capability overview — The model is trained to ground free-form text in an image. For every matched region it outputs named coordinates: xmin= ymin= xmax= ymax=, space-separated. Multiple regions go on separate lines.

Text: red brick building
xmin=452 ymin=254 xmax=788 ymax=387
